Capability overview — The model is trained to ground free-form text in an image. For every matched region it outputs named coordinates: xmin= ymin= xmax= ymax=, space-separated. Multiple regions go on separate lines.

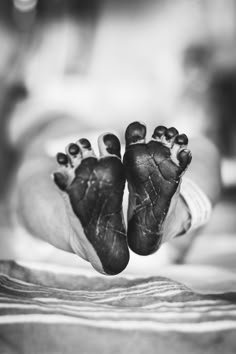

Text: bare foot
xmin=53 ymin=133 xmax=129 ymax=275
xmin=123 ymin=122 xmax=192 ymax=256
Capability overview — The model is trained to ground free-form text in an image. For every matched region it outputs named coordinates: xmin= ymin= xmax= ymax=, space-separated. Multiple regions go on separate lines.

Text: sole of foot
xmin=53 ymin=133 xmax=130 ymax=275
xmin=123 ymin=121 xmax=192 ymax=256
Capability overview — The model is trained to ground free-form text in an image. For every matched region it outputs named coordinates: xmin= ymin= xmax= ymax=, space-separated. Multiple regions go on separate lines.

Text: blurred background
xmin=0 ymin=0 xmax=235 ymax=276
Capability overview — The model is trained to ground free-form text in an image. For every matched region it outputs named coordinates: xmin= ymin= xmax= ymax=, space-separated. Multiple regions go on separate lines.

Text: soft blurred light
xmin=13 ymin=0 xmax=37 ymax=12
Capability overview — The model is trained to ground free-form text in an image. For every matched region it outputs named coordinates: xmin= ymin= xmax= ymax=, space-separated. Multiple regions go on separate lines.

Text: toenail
xmin=68 ymin=143 xmax=80 ymax=156
xmin=57 ymin=152 xmax=69 ymax=165
xmin=79 ymin=138 xmax=91 ymax=150
xmin=152 ymin=125 xmax=167 ymax=138
xmin=103 ymin=134 xmax=121 ymax=157
xmin=175 ymin=134 xmax=188 ymax=145
xmin=165 ymin=127 xmax=179 ymax=140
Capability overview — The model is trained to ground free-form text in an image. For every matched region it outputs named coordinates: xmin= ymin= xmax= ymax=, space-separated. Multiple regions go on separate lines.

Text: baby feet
xmin=123 ymin=122 xmax=192 ymax=255
xmin=53 ymin=134 xmax=129 ymax=275
xmin=53 ymin=123 xmax=192 ymax=274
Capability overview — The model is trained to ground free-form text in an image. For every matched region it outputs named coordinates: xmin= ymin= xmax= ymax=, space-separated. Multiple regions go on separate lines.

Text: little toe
xmin=171 ymin=133 xmax=189 ymax=165
xmin=98 ymin=133 xmax=121 ymax=158
xmin=53 ymin=172 xmax=69 ymax=191
xmin=77 ymin=138 xmax=96 ymax=159
xmin=177 ymin=148 xmax=192 ymax=170
xmin=125 ymin=121 xmax=146 ymax=147
xmin=53 ymin=152 xmax=71 ymax=191
xmin=66 ymin=143 xmax=82 ymax=169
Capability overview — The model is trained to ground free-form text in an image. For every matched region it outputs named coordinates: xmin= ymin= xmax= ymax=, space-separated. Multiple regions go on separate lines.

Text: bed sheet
xmin=0 ymin=261 xmax=235 ymax=354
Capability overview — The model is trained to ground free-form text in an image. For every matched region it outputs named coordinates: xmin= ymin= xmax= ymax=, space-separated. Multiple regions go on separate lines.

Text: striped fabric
xmin=0 ymin=261 xmax=235 ymax=354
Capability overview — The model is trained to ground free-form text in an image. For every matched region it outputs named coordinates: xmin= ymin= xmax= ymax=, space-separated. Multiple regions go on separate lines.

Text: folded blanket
xmin=0 ymin=261 xmax=235 ymax=354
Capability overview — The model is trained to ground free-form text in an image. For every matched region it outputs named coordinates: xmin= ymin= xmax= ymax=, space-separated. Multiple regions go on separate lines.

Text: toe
xmin=177 ymin=149 xmax=192 ymax=169
xmin=66 ymin=143 xmax=81 ymax=168
xmin=77 ymin=138 xmax=96 ymax=159
xmin=152 ymin=126 xmax=179 ymax=148
xmin=163 ymin=127 xmax=179 ymax=147
xmin=56 ymin=152 xmax=69 ymax=167
xmin=165 ymin=127 xmax=179 ymax=141
xmin=55 ymin=151 xmax=74 ymax=190
xmin=68 ymin=143 xmax=80 ymax=156
xmin=175 ymin=133 xmax=189 ymax=146
xmin=98 ymin=133 xmax=121 ymax=158
xmin=152 ymin=125 xmax=167 ymax=140
xmin=53 ymin=172 xmax=68 ymax=191
xmin=78 ymin=138 xmax=92 ymax=150
xmin=125 ymin=121 xmax=146 ymax=147
xmin=171 ymin=133 xmax=189 ymax=165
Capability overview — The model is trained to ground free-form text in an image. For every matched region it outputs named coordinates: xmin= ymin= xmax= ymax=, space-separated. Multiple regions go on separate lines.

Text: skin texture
xmin=53 ymin=134 xmax=129 ymax=275
xmin=123 ymin=122 xmax=192 ymax=256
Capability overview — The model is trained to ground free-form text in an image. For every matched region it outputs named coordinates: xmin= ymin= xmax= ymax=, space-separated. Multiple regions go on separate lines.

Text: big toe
xmin=125 ymin=121 xmax=146 ymax=147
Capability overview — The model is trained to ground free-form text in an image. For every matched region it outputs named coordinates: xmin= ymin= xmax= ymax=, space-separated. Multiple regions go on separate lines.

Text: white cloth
xmin=181 ymin=177 xmax=212 ymax=232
